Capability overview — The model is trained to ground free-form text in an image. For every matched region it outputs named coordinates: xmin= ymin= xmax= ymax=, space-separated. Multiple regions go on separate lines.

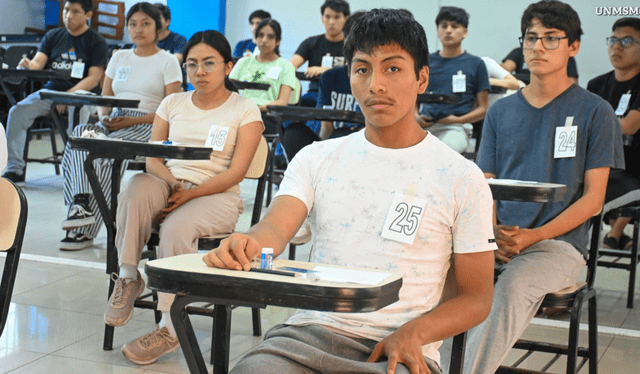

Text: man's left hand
xmin=366 ymin=324 xmax=431 ymax=374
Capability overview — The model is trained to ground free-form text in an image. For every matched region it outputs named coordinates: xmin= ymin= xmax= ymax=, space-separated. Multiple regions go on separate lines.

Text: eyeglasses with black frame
xmin=606 ymin=36 xmax=640 ymax=48
xmin=182 ymin=60 xmax=218 ymax=75
xmin=519 ymin=35 xmax=569 ymax=50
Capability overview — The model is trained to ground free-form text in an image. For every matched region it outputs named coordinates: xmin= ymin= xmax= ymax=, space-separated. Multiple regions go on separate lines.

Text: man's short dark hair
xmin=153 ymin=3 xmax=170 ymax=20
xmin=249 ymin=10 xmax=271 ymax=23
xmin=65 ymin=0 xmax=93 ymax=13
xmin=521 ymin=0 xmax=583 ymax=44
xmin=612 ymin=17 xmax=640 ymax=33
xmin=321 ymin=0 xmax=350 ymax=17
xmin=343 ymin=9 xmax=428 ymax=80
xmin=342 ymin=10 xmax=365 ymax=35
xmin=435 ymin=6 xmax=469 ymax=28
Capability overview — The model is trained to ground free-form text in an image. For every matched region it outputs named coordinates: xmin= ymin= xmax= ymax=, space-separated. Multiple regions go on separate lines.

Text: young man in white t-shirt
xmin=205 ymin=9 xmax=495 ymax=374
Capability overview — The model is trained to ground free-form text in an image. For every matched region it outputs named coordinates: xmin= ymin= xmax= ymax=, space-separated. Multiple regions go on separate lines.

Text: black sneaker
xmin=2 ymin=171 xmax=25 ymax=183
xmin=62 ymin=194 xmax=95 ymax=230
xmin=59 ymin=231 xmax=94 ymax=251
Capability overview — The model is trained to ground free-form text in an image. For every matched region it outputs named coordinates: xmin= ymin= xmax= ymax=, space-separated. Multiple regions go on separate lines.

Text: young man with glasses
xmin=464 ymin=1 xmax=624 ymax=373
xmin=587 ymin=17 xmax=640 ymax=251
xmin=416 ymin=6 xmax=490 ymax=154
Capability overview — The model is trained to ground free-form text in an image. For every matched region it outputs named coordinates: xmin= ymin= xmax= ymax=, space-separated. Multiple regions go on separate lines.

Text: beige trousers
xmin=115 ymin=173 xmax=243 ymax=311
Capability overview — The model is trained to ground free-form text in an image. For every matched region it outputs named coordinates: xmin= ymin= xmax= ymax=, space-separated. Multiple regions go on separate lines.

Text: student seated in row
xmin=281 ymin=11 xmax=365 ymax=160
xmin=229 ymin=18 xmax=298 ymax=135
xmin=233 ymin=9 xmax=271 ymax=59
xmin=153 ymin=3 xmax=187 ymax=63
xmin=103 ymin=30 xmax=263 ymax=365
xmin=290 ymin=0 xmax=350 ymax=107
xmin=416 ymin=6 xmax=490 ymax=154
xmin=587 ymin=17 xmax=640 ymax=250
xmin=59 ymin=1 xmax=183 ymax=250
xmin=205 ymin=9 xmax=495 ymax=374
xmin=2 ymin=0 xmax=108 ymax=184
xmin=465 ymin=1 xmax=623 ymax=372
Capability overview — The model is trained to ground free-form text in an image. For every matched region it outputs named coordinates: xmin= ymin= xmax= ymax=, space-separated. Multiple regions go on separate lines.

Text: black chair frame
xmin=598 ymin=205 xmax=640 ymax=309
xmin=497 ymin=213 xmax=602 ymax=374
xmin=0 ymin=178 xmax=28 ymax=338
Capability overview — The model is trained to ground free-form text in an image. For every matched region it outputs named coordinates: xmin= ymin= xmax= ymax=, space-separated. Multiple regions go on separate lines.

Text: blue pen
xmin=162 ymin=141 xmax=173 ymax=145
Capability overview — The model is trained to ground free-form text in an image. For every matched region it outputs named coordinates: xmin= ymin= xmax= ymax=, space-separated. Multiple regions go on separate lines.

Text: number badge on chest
xmin=381 ymin=191 xmax=426 ymax=245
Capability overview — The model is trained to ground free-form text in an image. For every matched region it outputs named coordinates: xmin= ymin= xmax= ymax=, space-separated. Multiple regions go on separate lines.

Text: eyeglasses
xmin=182 ymin=60 xmax=218 ymax=74
xmin=519 ymin=35 xmax=569 ymax=50
xmin=606 ymin=36 xmax=640 ymax=48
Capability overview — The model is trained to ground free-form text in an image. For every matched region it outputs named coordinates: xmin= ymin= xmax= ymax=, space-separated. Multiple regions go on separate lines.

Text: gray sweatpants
xmin=4 ymin=90 xmax=89 ymax=174
xmin=230 ymin=324 xmax=442 ymax=374
xmin=115 ymin=173 xmax=243 ymax=312
xmin=463 ymin=239 xmax=586 ymax=374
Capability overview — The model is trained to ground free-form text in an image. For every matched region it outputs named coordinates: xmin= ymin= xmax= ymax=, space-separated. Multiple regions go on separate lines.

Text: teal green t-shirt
xmin=229 ymin=56 xmax=298 ymax=106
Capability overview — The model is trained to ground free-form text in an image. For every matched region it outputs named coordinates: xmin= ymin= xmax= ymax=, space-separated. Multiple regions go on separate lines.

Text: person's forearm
xmin=398 ymin=289 xmax=492 ymax=346
xmin=67 ymin=74 xmax=101 ymax=93
xmin=184 ymin=168 xmax=245 ymax=200
xmin=620 ymin=110 xmax=640 ymax=135
xmin=530 ymin=171 xmax=608 ymax=243
xmin=146 ymin=157 xmax=178 ymax=186
xmin=319 ymin=121 xmax=334 ymax=140
xmin=455 ymin=105 xmax=487 ymax=124
xmin=128 ymin=112 xmax=155 ymax=126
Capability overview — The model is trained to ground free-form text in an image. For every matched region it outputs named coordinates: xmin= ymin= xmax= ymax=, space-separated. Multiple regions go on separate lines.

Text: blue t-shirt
xmin=39 ymin=27 xmax=108 ymax=91
xmin=157 ymin=31 xmax=187 ymax=55
xmin=313 ymin=65 xmax=362 ymax=133
xmin=233 ymin=38 xmax=257 ymax=58
xmin=420 ymin=51 xmax=490 ymax=120
xmin=477 ymin=84 xmax=624 ymax=257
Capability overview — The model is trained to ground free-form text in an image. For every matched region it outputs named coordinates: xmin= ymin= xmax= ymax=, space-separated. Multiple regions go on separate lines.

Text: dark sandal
xmin=602 ymin=235 xmax=619 ymax=249
xmin=618 ymin=234 xmax=633 ymax=251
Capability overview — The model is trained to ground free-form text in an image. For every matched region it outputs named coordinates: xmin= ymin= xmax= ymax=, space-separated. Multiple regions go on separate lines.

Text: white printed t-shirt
xmin=156 ymin=91 xmax=263 ymax=192
xmin=276 ymin=131 xmax=496 ymax=364
xmin=106 ymin=49 xmax=182 ymax=113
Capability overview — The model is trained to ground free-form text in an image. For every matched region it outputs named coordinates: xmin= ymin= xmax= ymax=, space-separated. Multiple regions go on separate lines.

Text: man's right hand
xmin=18 ymin=57 xmax=31 ymax=69
xmin=203 ymin=233 xmax=262 ymax=271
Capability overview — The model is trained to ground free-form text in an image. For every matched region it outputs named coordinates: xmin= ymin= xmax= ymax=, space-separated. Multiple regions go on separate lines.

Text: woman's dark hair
xmin=183 ymin=30 xmax=237 ymax=92
xmin=249 ymin=9 xmax=271 ymax=23
xmin=344 ymin=9 xmax=429 ymax=80
xmin=126 ymin=2 xmax=162 ymax=33
xmin=255 ymin=18 xmax=282 ymax=56
xmin=521 ymin=0 xmax=583 ymax=45
xmin=153 ymin=2 xmax=171 ymax=20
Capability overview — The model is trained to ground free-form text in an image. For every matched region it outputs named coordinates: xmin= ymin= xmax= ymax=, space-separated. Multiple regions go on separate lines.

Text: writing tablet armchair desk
xmin=146 ymin=255 xmax=403 ymax=374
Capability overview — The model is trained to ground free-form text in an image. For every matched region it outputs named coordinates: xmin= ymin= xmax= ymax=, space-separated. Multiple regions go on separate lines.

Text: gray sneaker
xmin=104 ymin=271 xmax=145 ymax=327
xmin=122 ymin=327 xmax=180 ymax=365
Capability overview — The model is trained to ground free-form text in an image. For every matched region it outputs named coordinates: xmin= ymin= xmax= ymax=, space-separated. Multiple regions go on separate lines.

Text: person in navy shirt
xmin=232 ymin=9 xmax=271 ymax=59
xmin=153 ymin=3 xmax=187 ymax=63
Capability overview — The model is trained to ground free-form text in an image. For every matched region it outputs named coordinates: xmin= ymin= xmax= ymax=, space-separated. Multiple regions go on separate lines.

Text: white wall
xmin=0 ymin=0 xmax=45 ymax=34
xmin=225 ymin=0 xmax=640 ymax=86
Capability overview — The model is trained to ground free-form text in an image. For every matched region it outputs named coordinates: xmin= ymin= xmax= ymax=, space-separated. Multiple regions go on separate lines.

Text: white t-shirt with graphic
xmin=276 ymin=131 xmax=496 ymax=364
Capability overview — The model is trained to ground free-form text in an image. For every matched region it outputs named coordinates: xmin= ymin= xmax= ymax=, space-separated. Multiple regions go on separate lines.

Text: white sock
xmin=159 ymin=312 xmax=177 ymax=337
xmin=119 ymin=264 xmax=138 ymax=280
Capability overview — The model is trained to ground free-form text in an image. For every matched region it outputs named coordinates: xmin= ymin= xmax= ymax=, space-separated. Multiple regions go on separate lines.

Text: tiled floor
xmin=1 ymin=140 xmax=640 ymax=373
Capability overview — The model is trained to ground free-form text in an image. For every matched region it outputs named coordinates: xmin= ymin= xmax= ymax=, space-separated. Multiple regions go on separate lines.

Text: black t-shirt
xmin=588 ymin=70 xmax=640 ymax=177
xmin=39 ymin=27 xmax=108 ymax=91
xmin=503 ymin=47 xmax=578 ymax=83
xmin=294 ymin=34 xmax=345 ymax=91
